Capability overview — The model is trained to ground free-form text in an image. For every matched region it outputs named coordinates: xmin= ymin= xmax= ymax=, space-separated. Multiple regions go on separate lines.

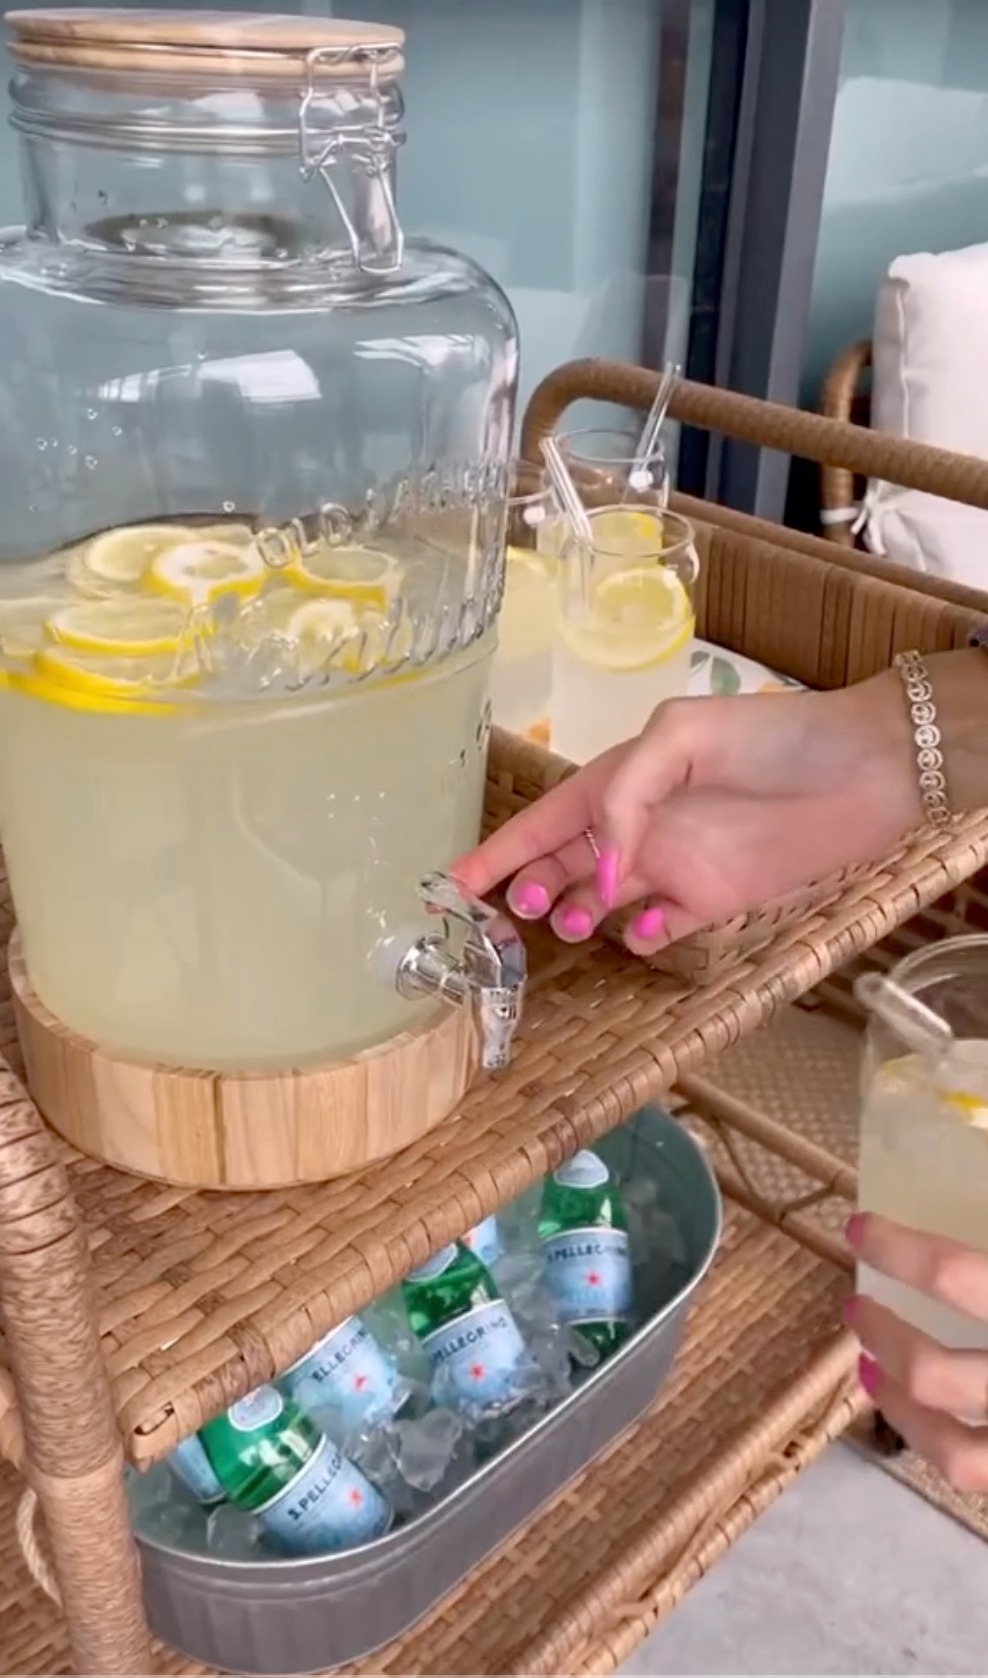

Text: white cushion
xmin=864 ymin=241 xmax=988 ymax=587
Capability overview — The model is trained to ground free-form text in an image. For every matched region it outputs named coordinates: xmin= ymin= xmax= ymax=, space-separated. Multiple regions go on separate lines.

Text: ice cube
xmin=351 ymin=1425 xmax=401 ymax=1490
xmin=564 ymin=1325 xmax=601 ymax=1369
xmin=127 ymin=1464 xmax=205 ymax=1550
xmin=206 ymin=1501 xmax=261 ymax=1560
xmin=493 ymin=1249 xmax=557 ymax=1333
xmin=525 ymin=1326 xmax=576 ymax=1402
xmin=622 ymin=1175 xmax=660 ymax=1222
xmin=393 ymin=1408 xmax=465 ymax=1492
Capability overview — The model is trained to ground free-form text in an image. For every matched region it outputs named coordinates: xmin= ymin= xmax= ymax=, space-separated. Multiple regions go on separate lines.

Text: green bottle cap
xmin=406 ymin=1244 xmax=458 ymax=1281
xmin=227 ymin=1385 xmax=284 ymax=1432
xmin=553 ymin=1150 xmax=609 ymax=1190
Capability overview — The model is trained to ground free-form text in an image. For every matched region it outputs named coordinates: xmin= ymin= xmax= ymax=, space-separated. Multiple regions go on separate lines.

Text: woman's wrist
xmin=920 ymin=648 xmax=988 ymax=814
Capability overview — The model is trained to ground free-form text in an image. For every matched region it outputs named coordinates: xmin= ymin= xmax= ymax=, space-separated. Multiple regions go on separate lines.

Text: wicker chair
xmin=819 ymin=339 xmax=872 ymax=547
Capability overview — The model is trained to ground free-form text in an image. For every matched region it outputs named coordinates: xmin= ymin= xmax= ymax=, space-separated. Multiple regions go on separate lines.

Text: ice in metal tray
xmin=136 ymin=1105 xmax=722 ymax=1673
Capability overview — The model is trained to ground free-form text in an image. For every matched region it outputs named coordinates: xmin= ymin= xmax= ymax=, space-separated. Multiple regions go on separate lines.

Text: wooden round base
xmin=9 ymin=933 xmax=479 ymax=1189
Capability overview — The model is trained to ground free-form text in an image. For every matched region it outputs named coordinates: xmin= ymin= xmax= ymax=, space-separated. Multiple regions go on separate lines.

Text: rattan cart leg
xmin=0 ymin=1063 xmax=151 ymax=1674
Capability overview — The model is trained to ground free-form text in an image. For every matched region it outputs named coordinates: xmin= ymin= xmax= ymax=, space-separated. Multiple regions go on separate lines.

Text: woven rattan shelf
xmin=3 ymin=358 xmax=988 ymax=1673
xmin=0 ymin=1173 xmax=863 ymax=1678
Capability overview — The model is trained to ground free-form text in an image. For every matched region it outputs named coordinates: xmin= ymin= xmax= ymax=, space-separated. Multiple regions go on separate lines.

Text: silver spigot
xmin=396 ymin=872 xmax=527 ymax=1071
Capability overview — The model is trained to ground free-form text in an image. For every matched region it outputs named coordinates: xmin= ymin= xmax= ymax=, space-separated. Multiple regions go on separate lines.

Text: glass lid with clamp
xmin=0 ymin=7 xmax=525 ymax=1189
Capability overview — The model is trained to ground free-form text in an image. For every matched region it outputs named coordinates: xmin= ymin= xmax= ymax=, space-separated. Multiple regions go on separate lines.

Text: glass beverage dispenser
xmin=0 ymin=9 xmax=525 ymax=1186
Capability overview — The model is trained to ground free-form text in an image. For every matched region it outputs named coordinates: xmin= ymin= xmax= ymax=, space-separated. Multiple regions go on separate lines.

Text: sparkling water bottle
xmin=199 ymin=1384 xmax=391 ymax=1555
xmin=280 ymin=1315 xmax=404 ymax=1435
xmin=461 ymin=1214 xmax=501 ymax=1269
xmin=538 ymin=1150 xmax=634 ymax=1357
xmin=403 ymin=1243 xmax=529 ymax=1414
xmin=167 ymin=1435 xmax=225 ymax=1506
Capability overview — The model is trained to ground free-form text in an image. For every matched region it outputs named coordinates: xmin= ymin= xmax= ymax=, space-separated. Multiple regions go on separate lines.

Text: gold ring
xmin=584 ymin=827 xmax=600 ymax=862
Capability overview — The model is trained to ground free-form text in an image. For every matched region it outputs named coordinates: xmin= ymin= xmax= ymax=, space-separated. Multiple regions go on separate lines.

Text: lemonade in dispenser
xmin=0 ymin=9 xmax=525 ymax=1186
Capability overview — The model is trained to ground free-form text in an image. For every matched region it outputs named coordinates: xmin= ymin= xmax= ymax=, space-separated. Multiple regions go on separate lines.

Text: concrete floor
xmin=620 ymin=1443 xmax=988 ymax=1676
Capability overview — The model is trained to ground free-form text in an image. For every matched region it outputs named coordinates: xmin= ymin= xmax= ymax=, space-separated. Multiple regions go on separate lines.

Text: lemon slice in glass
xmin=148 ymin=539 xmax=265 ymax=607
xmin=45 ymin=597 xmax=188 ymax=659
xmin=589 ymin=507 xmax=666 ymax=557
xmin=499 ymin=546 xmax=555 ymax=662
xmin=941 ymin=1088 xmax=988 ymax=1130
xmin=561 ymin=565 xmax=694 ymax=673
xmin=284 ymin=544 xmax=403 ymax=610
xmin=15 ymin=644 xmax=190 ymax=714
xmin=284 ymin=597 xmax=361 ymax=676
xmin=73 ymin=524 xmax=196 ymax=594
xmin=0 ymin=596 xmax=69 ymax=659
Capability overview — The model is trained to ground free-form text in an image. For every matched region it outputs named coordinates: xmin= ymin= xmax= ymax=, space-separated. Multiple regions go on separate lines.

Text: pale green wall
xmin=803 ymin=0 xmax=988 ymax=405
xmin=0 ymin=0 xmax=669 ymax=420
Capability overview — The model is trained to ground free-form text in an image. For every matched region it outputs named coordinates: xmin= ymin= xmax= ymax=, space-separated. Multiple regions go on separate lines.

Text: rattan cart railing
xmin=4 ymin=360 xmax=988 ymax=1675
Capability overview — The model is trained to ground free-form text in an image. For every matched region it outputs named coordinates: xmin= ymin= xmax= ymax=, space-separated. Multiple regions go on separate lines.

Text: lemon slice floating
xmin=589 ymin=507 xmax=666 ymax=558
xmin=284 ymin=597 xmax=361 ymax=677
xmin=560 ymin=565 xmax=694 ymax=673
xmin=284 ymin=544 xmax=402 ymax=610
xmin=942 ymin=1088 xmax=988 ymax=1130
xmin=499 ymin=546 xmax=556 ymax=663
xmin=149 ymin=539 xmax=264 ymax=608
xmin=0 ymin=596 xmax=68 ymax=659
xmin=73 ymin=523 xmax=195 ymax=594
xmin=13 ymin=644 xmax=192 ymax=715
xmin=45 ymin=597 xmax=188 ymax=659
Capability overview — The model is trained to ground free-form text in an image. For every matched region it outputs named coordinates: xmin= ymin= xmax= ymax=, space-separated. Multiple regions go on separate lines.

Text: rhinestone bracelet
xmin=893 ymin=650 xmax=952 ymax=828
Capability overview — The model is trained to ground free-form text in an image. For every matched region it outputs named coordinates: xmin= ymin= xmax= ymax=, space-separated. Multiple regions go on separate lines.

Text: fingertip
xmin=554 ymin=904 xmax=595 ymax=942
xmin=595 ymin=846 xmax=620 ymax=910
xmin=509 ymin=880 xmax=551 ymax=919
xmin=632 ymin=906 xmax=666 ymax=941
xmin=623 ymin=900 xmax=676 ymax=957
xmin=845 ymin=1213 xmax=868 ymax=1250
xmin=858 ymin=1354 xmax=881 ymax=1401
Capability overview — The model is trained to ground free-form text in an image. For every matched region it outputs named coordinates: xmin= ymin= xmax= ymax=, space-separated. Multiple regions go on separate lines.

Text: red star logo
xmin=348 ymin=1488 xmax=363 ymax=1507
xmin=469 ymin=1362 xmax=486 ymax=1381
xmin=586 ymin=1271 xmax=602 ymax=1287
xmin=353 ymin=1373 xmax=369 ymax=1390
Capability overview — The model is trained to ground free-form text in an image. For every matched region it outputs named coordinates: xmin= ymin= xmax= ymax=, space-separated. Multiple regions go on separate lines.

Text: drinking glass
xmin=550 ymin=507 xmax=698 ymax=765
xmin=559 ymin=427 xmax=670 ymax=512
xmin=489 ymin=462 xmax=562 ymax=736
xmin=859 ymin=936 xmax=988 ymax=1352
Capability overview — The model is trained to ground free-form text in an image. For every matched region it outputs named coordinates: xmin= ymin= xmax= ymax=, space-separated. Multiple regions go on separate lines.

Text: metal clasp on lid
xmin=297 ymin=44 xmax=404 ymax=275
xmin=395 ymin=873 xmax=527 ymax=1072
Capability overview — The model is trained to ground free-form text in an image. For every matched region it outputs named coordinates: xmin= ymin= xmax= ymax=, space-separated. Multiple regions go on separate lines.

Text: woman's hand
xmin=845 ymin=1213 xmax=988 ymax=1492
xmin=454 ymin=670 xmax=922 ymax=953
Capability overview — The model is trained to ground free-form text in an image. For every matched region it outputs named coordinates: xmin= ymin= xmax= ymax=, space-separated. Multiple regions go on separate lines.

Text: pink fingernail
xmin=845 ymin=1213 xmax=867 ymax=1249
xmin=560 ymin=906 xmax=594 ymax=940
xmin=512 ymin=882 xmax=550 ymax=918
xmin=631 ymin=906 xmax=666 ymax=941
xmin=596 ymin=847 xmax=620 ymax=910
xmin=858 ymin=1354 xmax=880 ymax=1400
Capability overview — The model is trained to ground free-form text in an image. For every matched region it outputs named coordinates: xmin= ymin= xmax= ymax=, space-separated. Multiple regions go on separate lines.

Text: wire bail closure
xmin=297 ymin=44 xmax=404 ymax=276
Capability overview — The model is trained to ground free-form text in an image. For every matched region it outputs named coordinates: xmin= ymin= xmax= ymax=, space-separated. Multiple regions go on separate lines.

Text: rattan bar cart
xmin=3 ymin=359 xmax=988 ymax=1676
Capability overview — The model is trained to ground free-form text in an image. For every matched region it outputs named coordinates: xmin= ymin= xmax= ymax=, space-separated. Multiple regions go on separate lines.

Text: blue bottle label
xmin=282 ymin=1316 xmax=401 ymax=1432
xmin=541 ymin=1227 xmax=633 ymax=1325
xmin=422 ymin=1299 xmax=528 ymax=1412
xmin=257 ymin=1438 xmax=391 ymax=1555
xmin=461 ymin=1216 xmax=501 ymax=1269
xmin=168 ymin=1436 xmax=224 ymax=1506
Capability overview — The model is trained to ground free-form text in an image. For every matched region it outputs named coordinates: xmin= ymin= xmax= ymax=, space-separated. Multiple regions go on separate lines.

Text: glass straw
xmin=627 ymin=361 xmax=680 ymax=493
xmin=541 ymin=435 xmax=593 ymax=606
xmin=854 ymin=972 xmax=953 ymax=1059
